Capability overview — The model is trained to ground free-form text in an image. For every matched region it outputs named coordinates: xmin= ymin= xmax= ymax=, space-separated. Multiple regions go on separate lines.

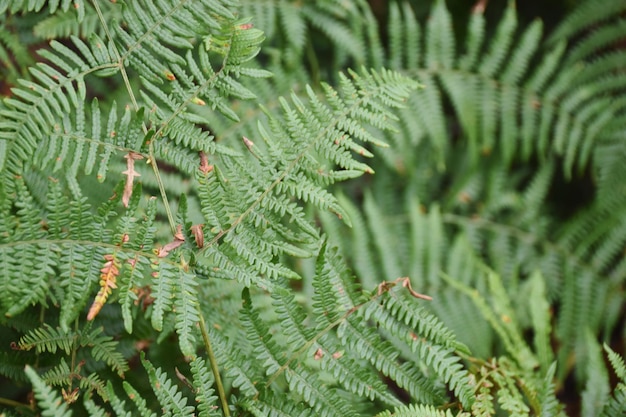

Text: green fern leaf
xmin=189 ymin=357 xmax=220 ymax=417
xmin=33 ymin=2 xmax=120 ymax=39
xmin=81 ymin=326 xmax=129 ymax=377
xmin=17 ymin=325 xmax=75 ymax=355
xmin=582 ymin=333 xmax=610 ymax=417
xmin=601 ymin=345 xmax=626 ymax=417
xmin=240 ymin=391 xmax=315 ymax=417
xmin=0 ymin=0 xmax=85 ymax=19
xmin=141 ymin=353 xmax=195 ymax=416
xmin=24 ymin=365 xmax=73 ymax=417
xmin=526 ymin=271 xmax=555 ymax=373
xmin=122 ymin=381 xmax=158 ymax=417
xmin=375 ymin=403 xmax=463 ymax=417
xmin=425 ymin=0 xmax=455 ymax=70
xmin=338 ymin=317 xmax=443 ymax=405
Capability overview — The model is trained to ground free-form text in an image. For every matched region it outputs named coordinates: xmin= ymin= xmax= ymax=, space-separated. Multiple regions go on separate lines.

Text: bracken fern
xmin=1 ymin=0 xmax=625 ymax=416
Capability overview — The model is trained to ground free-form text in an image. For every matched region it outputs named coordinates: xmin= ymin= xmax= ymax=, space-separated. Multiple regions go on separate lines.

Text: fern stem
xmin=0 ymin=397 xmax=31 ymax=408
xmin=91 ymin=0 xmax=139 ymax=112
xmin=91 ymin=0 xmax=177 ymax=235
xmin=198 ymin=311 xmax=230 ymax=417
xmin=147 ymin=153 xmax=177 ymax=235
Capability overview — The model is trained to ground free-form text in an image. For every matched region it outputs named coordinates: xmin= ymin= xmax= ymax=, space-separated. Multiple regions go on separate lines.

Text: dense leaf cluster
xmin=0 ymin=0 xmax=625 ymax=416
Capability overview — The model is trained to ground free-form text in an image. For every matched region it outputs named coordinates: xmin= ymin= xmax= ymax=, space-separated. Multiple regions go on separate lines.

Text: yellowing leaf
xmin=87 ymin=254 xmax=121 ymax=321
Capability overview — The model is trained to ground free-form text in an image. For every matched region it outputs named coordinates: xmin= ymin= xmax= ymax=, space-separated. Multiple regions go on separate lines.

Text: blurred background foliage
xmin=1 ymin=0 xmax=625 ymax=415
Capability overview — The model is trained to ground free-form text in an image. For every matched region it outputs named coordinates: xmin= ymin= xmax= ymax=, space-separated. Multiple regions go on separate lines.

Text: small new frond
xmin=536 ymin=363 xmax=566 ymax=416
xmin=605 ymin=345 xmax=626 ymax=382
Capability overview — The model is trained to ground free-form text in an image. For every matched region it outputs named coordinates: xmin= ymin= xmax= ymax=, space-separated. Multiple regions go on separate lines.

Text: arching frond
xmin=2 ymin=0 xmax=625 ymax=415
xmin=375 ymin=0 xmax=626 ymax=178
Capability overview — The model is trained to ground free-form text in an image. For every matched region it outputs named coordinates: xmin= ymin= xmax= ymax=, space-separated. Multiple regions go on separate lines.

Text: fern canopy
xmin=1 ymin=0 xmax=625 ymax=416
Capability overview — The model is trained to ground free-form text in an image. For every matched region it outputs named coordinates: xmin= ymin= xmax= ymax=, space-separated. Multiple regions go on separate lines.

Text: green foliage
xmin=1 ymin=0 xmax=625 ymax=416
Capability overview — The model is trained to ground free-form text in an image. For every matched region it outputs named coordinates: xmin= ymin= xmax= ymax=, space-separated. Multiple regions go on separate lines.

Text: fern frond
xmin=24 ymin=365 xmax=73 ymax=417
xmin=190 ymin=67 xmax=417 ymax=292
xmin=546 ymin=0 xmax=626 ymax=47
xmin=358 ymin=287 xmax=473 ymax=407
xmin=527 ymin=271 xmax=554 ymax=372
xmin=600 ymin=345 xmax=626 ymax=417
xmin=424 ymin=0 xmax=455 ymax=70
xmin=241 ymin=287 xmax=359 ymax=417
xmin=443 ymin=270 xmax=538 ymax=372
xmin=17 ymin=325 xmax=75 ymax=355
xmin=141 ymin=353 xmax=195 ymax=416
xmin=86 ymin=253 xmax=121 ymax=321
xmin=273 ymin=287 xmax=402 ymax=407
xmin=0 ymin=25 xmax=33 ymax=84
xmin=80 ymin=326 xmax=129 ymax=377
xmin=0 ymin=0 xmax=85 ymax=20
xmin=83 ymin=396 xmax=110 ymax=417
xmin=33 ymin=2 xmax=120 ymax=39
xmin=312 ymin=240 xmax=366 ymax=324
xmin=207 ymin=324 xmax=262 ymax=398
xmin=188 ymin=357 xmax=219 ymax=417
xmin=40 ymin=357 xmax=73 ymax=386
xmin=377 ymin=0 xmax=626 ymax=178
xmin=304 ymin=4 xmax=365 ymax=67
xmin=5 ymin=0 xmax=624 ymax=415
xmin=535 ymin=363 xmax=566 ymax=416
xmin=116 ymin=195 xmax=157 ymax=332
xmin=375 ymin=403 xmax=462 ymax=417
xmin=171 ymin=263 xmax=200 ymax=358
xmin=240 ymin=391 xmax=315 ymax=417
xmin=491 ymin=362 xmax=530 ymax=415
xmin=337 ymin=317 xmax=443 ymax=405
xmin=582 ymin=333 xmax=610 ymax=416
xmin=470 ymin=365 xmax=496 ymax=417
xmin=0 ymin=35 xmax=118 ymax=176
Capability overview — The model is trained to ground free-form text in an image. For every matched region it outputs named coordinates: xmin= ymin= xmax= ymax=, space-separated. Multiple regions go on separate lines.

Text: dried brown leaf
xmin=313 ymin=348 xmax=324 ymax=360
xmin=156 ymin=227 xmax=185 ymax=258
xmin=199 ymin=151 xmax=213 ymax=175
xmin=190 ymin=224 xmax=204 ymax=248
xmin=122 ymin=152 xmax=144 ymax=207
